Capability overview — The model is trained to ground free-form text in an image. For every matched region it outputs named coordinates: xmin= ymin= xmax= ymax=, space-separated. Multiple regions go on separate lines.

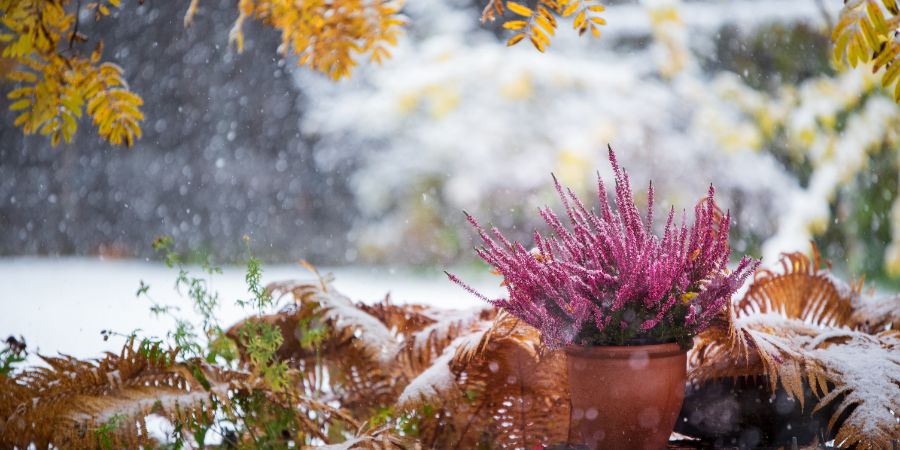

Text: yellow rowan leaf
xmin=529 ymin=34 xmax=546 ymax=52
xmin=506 ymin=1 xmax=533 ymax=17
xmin=884 ymin=55 xmax=900 ymax=87
xmin=14 ymin=112 xmax=29 ymax=127
xmin=8 ymin=70 xmax=38 ymax=83
xmin=62 ymin=113 xmax=77 ymax=138
xmin=506 ymin=33 xmax=526 ymax=46
xmin=537 ymin=6 xmax=557 ymax=26
xmin=573 ymin=10 xmax=586 ymax=30
xmin=40 ymin=121 xmax=55 ymax=136
xmin=535 ymin=15 xmax=555 ymax=36
xmin=503 ymin=20 xmax=529 ymax=30
xmin=860 ymin=17 xmax=880 ymax=48
xmin=886 ymin=0 xmax=899 ymax=14
xmin=91 ymin=41 xmax=104 ymax=64
xmin=587 ymin=4 xmax=605 ymax=12
xmin=873 ymin=41 xmax=900 ymax=70
xmin=561 ymin=1 xmax=579 ymax=17
xmin=7 ymin=87 xmax=32 ymax=99
xmin=867 ymin=0 xmax=887 ymax=32
xmin=532 ymin=20 xmax=553 ymax=40
xmin=61 ymin=97 xmax=83 ymax=117
xmin=9 ymin=99 xmax=30 ymax=111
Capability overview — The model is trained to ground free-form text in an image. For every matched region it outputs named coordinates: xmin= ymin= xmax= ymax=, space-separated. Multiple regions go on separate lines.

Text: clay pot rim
xmin=563 ymin=342 xmax=685 ymax=359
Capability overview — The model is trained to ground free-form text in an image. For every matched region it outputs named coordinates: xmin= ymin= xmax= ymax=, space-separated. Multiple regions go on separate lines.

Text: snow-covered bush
xmin=295 ymin=0 xmax=825 ymax=265
xmin=295 ymin=0 xmax=900 ymax=292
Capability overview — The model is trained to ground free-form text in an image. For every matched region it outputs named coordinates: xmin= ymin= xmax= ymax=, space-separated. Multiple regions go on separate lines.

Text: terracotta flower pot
xmin=565 ymin=343 xmax=687 ymax=450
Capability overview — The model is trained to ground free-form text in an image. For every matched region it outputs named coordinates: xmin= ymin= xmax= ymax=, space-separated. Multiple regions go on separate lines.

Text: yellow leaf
xmin=537 ymin=6 xmax=557 ymax=26
xmin=9 ymin=99 xmax=30 ymax=111
xmin=531 ymin=24 xmax=551 ymax=43
xmin=506 ymin=33 xmax=526 ymax=46
xmin=561 ymin=1 xmax=579 ymax=17
xmin=506 ymin=1 xmax=533 ymax=17
xmin=883 ymin=56 xmax=900 ymax=87
xmin=14 ymin=112 xmax=29 ymax=127
xmin=62 ymin=113 xmax=77 ymax=138
xmin=866 ymin=0 xmax=887 ymax=33
xmin=529 ymin=34 xmax=546 ymax=52
xmin=573 ymin=10 xmax=586 ymax=30
xmin=91 ymin=41 xmax=104 ymax=64
xmin=503 ymin=20 xmax=528 ymax=30
xmin=873 ymin=42 xmax=900 ymax=70
xmin=535 ymin=15 xmax=556 ymax=35
xmin=8 ymin=70 xmax=38 ymax=83
xmin=886 ymin=0 xmax=899 ymax=14
xmin=7 ymin=87 xmax=32 ymax=99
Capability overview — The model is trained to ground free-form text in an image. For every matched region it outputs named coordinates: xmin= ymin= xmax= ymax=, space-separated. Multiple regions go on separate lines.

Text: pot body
xmin=565 ymin=343 xmax=687 ymax=450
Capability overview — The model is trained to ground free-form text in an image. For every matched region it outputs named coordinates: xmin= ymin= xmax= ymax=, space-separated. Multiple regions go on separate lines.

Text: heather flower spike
xmin=449 ymin=146 xmax=760 ymax=348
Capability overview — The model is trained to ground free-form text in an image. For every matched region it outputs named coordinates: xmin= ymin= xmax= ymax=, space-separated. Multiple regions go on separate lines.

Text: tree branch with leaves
xmin=1 ymin=0 xmax=143 ymax=147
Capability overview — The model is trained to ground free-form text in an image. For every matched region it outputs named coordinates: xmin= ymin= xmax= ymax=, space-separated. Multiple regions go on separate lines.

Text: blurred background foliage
xmin=2 ymin=0 xmax=900 ymax=289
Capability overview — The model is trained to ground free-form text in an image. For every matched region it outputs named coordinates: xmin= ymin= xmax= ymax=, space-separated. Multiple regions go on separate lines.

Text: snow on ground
xmin=0 ymin=257 xmax=501 ymax=364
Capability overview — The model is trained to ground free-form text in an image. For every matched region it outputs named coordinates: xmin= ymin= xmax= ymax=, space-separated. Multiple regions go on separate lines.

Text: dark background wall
xmin=0 ymin=0 xmax=357 ymax=263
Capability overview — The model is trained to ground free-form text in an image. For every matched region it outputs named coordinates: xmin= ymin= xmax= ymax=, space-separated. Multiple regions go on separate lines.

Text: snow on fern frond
xmin=409 ymin=306 xmax=494 ymax=352
xmin=737 ymin=249 xmax=856 ymax=328
xmin=691 ymin=247 xmax=900 ymax=448
xmin=268 ymin=280 xmax=400 ymax=365
xmin=0 ymin=338 xmax=237 ymax=448
xmin=397 ymin=323 xmax=492 ymax=408
xmin=397 ymin=311 xmax=570 ymax=447
xmin=850 ymin=292 xmax=900 ymax=333
xmin=399 ymin=306 xmax=495 ymax=375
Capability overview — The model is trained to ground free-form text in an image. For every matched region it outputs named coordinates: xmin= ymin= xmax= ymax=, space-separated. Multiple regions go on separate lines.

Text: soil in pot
xmin=565 ymin=342 xmax=687 ymax=450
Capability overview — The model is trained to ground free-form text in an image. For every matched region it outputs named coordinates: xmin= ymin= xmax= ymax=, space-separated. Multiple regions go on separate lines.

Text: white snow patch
xmin=398 ymin=324 xmax=490 ymax=407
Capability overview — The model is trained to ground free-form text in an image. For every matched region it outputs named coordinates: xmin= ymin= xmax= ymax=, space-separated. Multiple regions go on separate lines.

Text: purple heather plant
xmin=447 ymin=147 xmax=760 ymax=349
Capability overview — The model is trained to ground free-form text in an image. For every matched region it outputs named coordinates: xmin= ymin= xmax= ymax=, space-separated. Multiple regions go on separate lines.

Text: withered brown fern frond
xmin=396 ymin=311 xmax=569 ymax=448
xmin=5 ymin=258 xmax=897 ymax=448
xmin=0 ymin=339 xmax=233 ymax=448
xmin=691 ymin=246 xmax=900 ymax=449
xmin=242 ymin=265 xmax=897 ymax=448
xmin=237 ymin=277 xmax=567 ymax=448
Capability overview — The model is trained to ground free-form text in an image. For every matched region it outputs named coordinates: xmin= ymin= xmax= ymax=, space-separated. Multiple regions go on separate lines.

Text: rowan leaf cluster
xmin=482 ymin=0 xmax=606 ymax=52
xmin=833 ymin=0 xmax=900 ymax=101
xmin=8 ymin=0 xmax=900 ymax=148
xmin=1 ymin=0 xmax=144 ymax=147
xmin=221 ymin=0 xmax=406 ymax=80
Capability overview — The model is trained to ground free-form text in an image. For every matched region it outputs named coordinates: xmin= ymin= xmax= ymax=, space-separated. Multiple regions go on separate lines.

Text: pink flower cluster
xmin=448 ymin=147 xmax=759 ymax=348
